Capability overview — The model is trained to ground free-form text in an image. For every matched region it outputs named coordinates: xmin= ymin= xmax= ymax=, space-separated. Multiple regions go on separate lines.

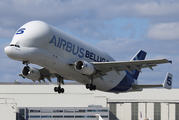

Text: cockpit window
xmin=10 ymin=44 xmax=15 ymax=46
xmin=15 ymin=45 xmax=20 ymax=48
xmin=10 ymin=44 xmax=20 ymax=48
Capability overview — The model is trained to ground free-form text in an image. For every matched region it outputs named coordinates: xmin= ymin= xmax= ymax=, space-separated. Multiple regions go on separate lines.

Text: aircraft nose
xmin=4 ymin=46 xmax=12 ymax=57
xmin=4 ymin=45 xmax=27 ymax=61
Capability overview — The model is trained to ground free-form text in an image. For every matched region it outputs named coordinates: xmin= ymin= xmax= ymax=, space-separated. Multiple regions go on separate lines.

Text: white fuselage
xmin=5 ymin=21 xmax=128 ymax=93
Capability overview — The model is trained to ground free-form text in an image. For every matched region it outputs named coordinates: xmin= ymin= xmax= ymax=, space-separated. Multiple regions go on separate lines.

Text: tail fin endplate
xmin=163 ymin=73 xmax=173 ymax=89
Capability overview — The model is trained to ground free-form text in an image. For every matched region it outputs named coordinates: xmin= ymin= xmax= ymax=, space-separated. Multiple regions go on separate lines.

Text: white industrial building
xmin=0 ymin=82 xmax=179 ymax=120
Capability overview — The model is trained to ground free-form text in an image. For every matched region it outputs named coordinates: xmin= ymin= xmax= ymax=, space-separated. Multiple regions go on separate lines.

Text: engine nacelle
xmin=22 ymin=66 xmax=41 ymax=81
xmin=75 ymin=60 xmax=96 ymax=75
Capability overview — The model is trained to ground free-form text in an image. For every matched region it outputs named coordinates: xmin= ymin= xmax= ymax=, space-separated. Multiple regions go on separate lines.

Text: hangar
xmin=0 ymin=82 xmax=179 ymax=120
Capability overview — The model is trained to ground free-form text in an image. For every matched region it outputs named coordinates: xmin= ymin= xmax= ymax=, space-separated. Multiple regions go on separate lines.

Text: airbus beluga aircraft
xmin=4 ymin=21 xmax=173 ymax=94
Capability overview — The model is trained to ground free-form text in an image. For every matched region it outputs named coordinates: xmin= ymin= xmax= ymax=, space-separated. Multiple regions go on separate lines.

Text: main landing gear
xmin=54 ymin=86 xmax=64 ymax=94
xmin=54 ymin=76 xmax=64 ymax=94
xmin=86 ymin=76 xmax=96 ymax=91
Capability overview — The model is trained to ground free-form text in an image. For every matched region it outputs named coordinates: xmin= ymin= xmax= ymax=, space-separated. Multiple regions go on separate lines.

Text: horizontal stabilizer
xmin=132 ymin=72 xmax=173 ymax=90
xmin=132 ymin=84 xmax=163 ymax=90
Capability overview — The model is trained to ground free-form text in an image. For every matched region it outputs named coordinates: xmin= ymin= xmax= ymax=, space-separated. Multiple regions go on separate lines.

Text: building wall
xmin=0 ymin=83 xmax=179 ymax=120
xmin=117 ymin=103 xmax=123 ymax=119
xmin=138 ymin=103 xmax=145 ymax=118
xmin=124 ymin=103 xmax=131 ymax=120
xmin=107 ymin=102 xmax=178 ymax=120
xmin=161 ymin=103 xmax=168 ymax=120
xmin=0 ymin=84 xmax=107 ymax=108
xmin=170 ymin=104 xmax=175 ymax=120
xmin=147 ymin=103 xmax=154 ymax=119
xmin=0 ymin=98 xmax=16 ymax=120
xmin=18 ymin=106 xmax=109 ymax=120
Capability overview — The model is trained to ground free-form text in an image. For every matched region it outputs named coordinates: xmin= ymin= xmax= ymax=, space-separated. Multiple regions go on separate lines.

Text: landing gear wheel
xmin=54 ymin=87 xmax=58 ymax=92
xmin=86 ymin=83 xmax=96 ymax=91
xmin=92 ymin=85 xmax=96 ymax=90
xmin=61 ymin=88 xmax=65 ymax=93
xmin=58 ymin=88 xmax=64 ymax=94
xmin=54 ymin=87 xmax=65 ymax=94
xmin=89 ymin=84 xmax=93 ymax=90
xmin=86 ymin=84 xmax=90 ymax=89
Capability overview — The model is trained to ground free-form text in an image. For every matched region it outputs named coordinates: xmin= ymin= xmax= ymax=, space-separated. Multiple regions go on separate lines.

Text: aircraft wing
xmin=91 ymin=59 xmax=171 ymax=75
xmin=38 ymin=68 xmax=55 ymax=82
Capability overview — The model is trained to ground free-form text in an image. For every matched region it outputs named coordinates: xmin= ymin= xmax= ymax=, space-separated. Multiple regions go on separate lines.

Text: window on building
xmin=75 ymin=109 xmax=86 ymax=113
xmin=87 ymin=115 xmax=95 ymax=118
xmin=29 ymin=116 xmax=40 ymax=118
xmin=53 ymin=115 xmax=63 ymax=118
xmin=41 ymin=109 xmax=52 ymax=113
xmin=101 ymin=115 xmax=108 ymax=118
xmin=19 ymin=108 xmax=26 ymax=120
xmin=98 ymin=109 xmax=108 ymax=112
xmin=64 ymin=115 xmax=74 ymax=118
xmin=53 ymin=110 xmax=63 ymax=113
xmin=154 ymin=103 xmax=161 ymax=120
xmin=176 ymin=104 xmax=179 ymax=120
xmin=109 ymin=103 xmax=116 ymax=120
xmin=87 ymin=109 xmax=97 ymax=112
xmin=64 ymin=109 xmax=74 ymax=113
xmin=41 ymin=116 xmax=52 ymax=118
xmin=131 ymin=103 xmax=138 ymax=120
xmin=30 ymin=110 xmax=40 ymax=113
xmin=75 ymin=115 xmax=85 ymax=118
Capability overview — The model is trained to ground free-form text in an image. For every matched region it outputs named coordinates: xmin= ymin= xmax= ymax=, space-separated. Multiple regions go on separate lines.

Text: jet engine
xmin=22 ymin=66 xmax=41 ymax=81
xmin=75 ymin=60 xmax=96 ymax=75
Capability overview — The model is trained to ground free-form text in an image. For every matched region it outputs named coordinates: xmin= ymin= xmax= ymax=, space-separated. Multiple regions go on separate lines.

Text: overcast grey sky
xmin=0 ymin=0 xmax=179 ymax=87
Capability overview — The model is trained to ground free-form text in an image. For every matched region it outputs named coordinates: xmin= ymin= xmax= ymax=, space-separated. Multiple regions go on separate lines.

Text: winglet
xmin=169 ymin=60 xmax=172 ymax=64
xmin=163 ymin=73 xmax=173 ymax=89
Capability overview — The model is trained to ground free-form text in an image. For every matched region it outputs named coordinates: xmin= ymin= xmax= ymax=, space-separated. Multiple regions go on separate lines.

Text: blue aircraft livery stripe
xmin=49 ymin=35 xmax=109 ymax=62
xmin=16 ymin=28 xmax=26 ymax=34
xmin=107 ymin=74 xmax=134 ymax=93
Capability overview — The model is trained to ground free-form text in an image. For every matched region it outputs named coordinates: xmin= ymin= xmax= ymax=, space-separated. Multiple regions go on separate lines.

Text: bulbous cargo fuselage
xmin=4 ymin=21 xmax=126 ymax=93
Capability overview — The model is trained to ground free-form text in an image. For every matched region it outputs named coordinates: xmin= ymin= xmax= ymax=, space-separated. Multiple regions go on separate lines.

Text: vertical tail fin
xmin=130 ymin=50 xmax=147 ymax=80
